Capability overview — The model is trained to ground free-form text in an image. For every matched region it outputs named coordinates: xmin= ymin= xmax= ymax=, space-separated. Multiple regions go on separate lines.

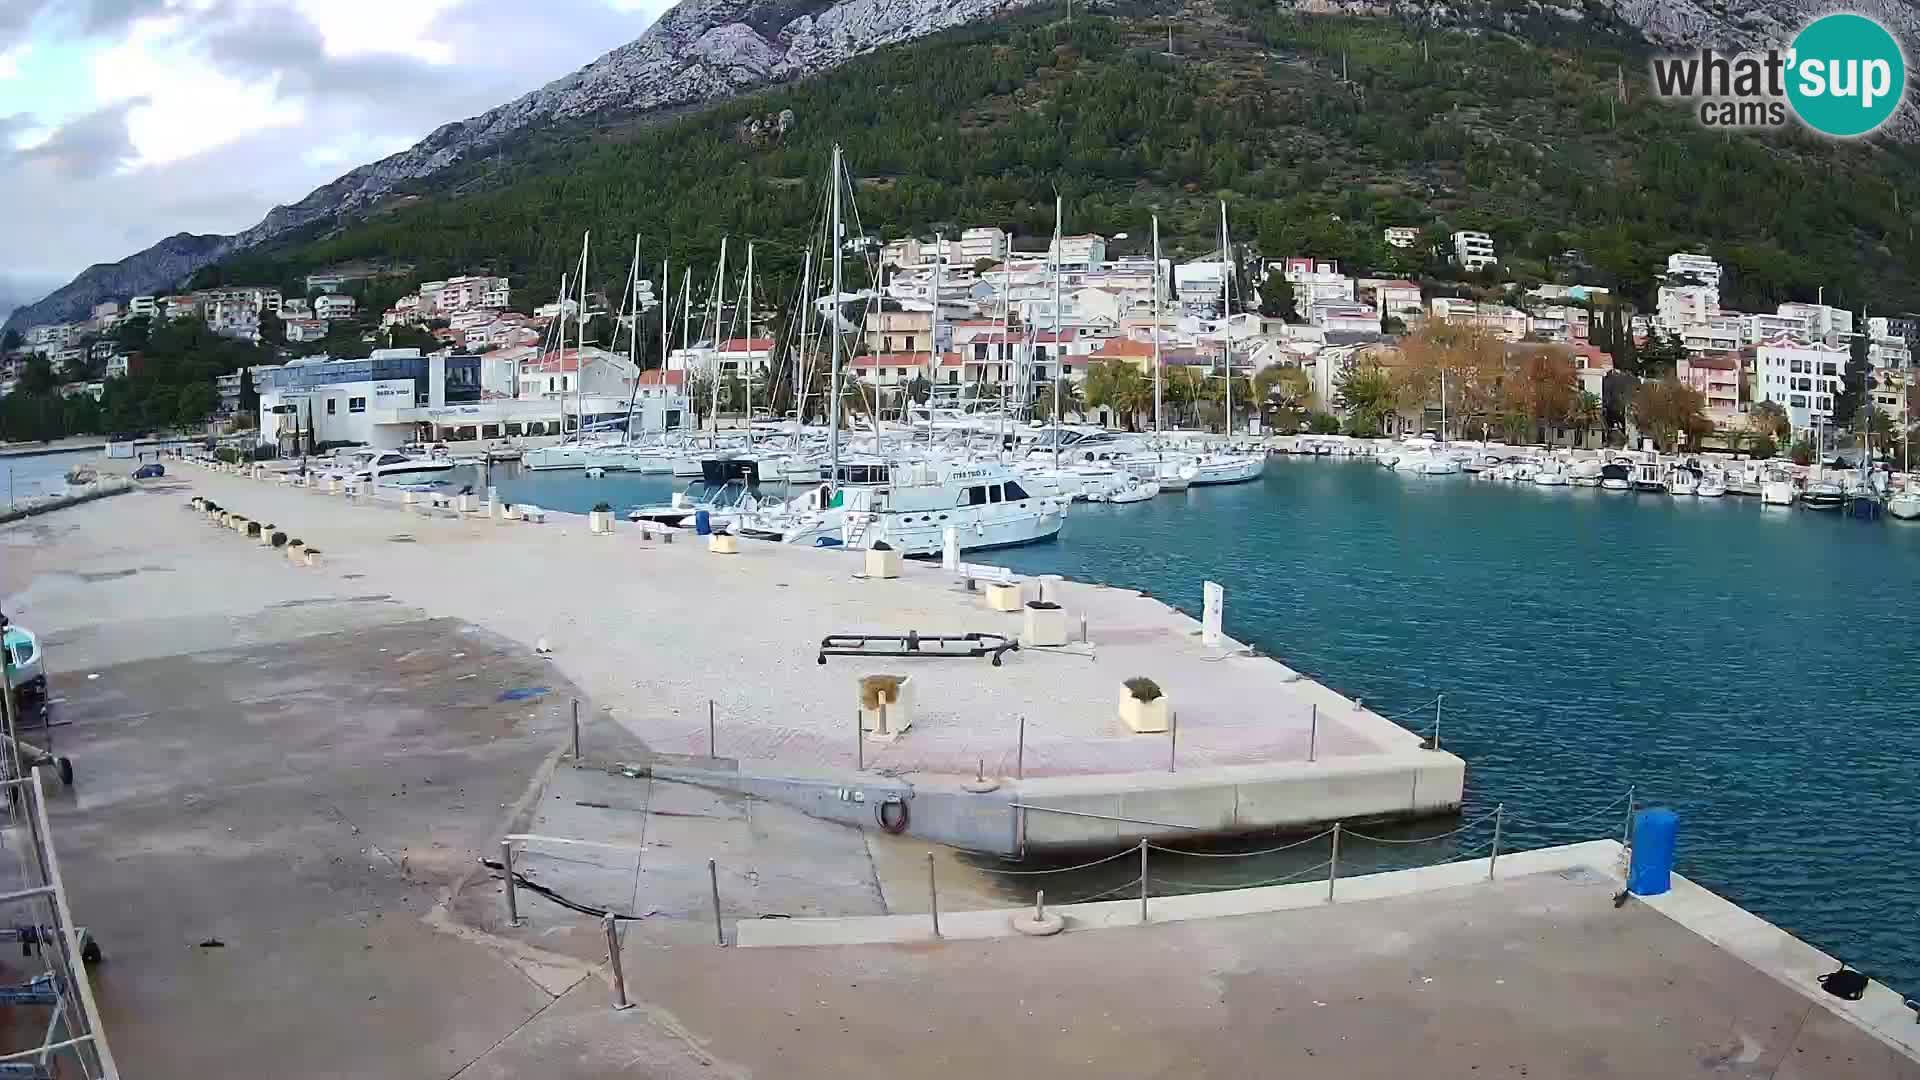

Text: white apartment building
xmin=1047 ymin=234 xmax=1107 ymax=268
xmin=1308 ymin=302 xmax=1379 ymax=334
xmin=1357 ymin=279 xmax=1423 ymax=319
xmin=1676 ymin=317 xmax=1745 ymax=354
xmin=1656 ymin=284 xmax=1719 ymax=331
xmin=517 ymin=347 xmax=638 ymax=400
xmin=128 ymin=295 xmax=158 ymax=319
xmin=105 ymin=354 xmax=132 ymax=379
xmin=285 ymin=318 xmax=329 ymax=343
xmin=1382 ymin=227 xmax=1420 ymax=249
xmin=1663 ymin=252 xmax=1722 ymax=286
xmin=1451 ymin=231 xmax=1497 ymax=272
xmin=1870 ymin=367 xmax=1908 ymax=421
xmin=1429 ymin=297 xmax=1527 ymax=339
xmin=1868 ymin=316 xmax=1912 ymax=369
xmin=1773 ymin=302 xmax=1852 ymax=342
xmin=25 ymin=323 xmax=78 ymax=352
xmin=282 ymin=298 xmax=312 ymax=319
xmin=1276 ymin=258 xmax=1355 ymax=307
xmin=90 ymin=300 xmax=121 ymax=324
xmin=1754 ymin=340 xmax=1846 ymax=432
xmin=314 ymin=294 xmax=357 ymax=320
xmin=420 ymin=276 xmax=510 ymax=316
xmin=1174 ymin=260 xmax=1228 ymax=313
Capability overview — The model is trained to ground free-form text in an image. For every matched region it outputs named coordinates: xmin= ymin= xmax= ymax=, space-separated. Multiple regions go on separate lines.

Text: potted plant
xmin=589 ymin=501 xmax=614 ymax=534
xmin=864 ymin=540 xmax=901 ymax=579
xmin=1022 ymin=598 xmax=1068 ymax=647
xmin=858 ymin=674 xmax=915 ymax=738
xmin=1118 ymin=676 xmax=1170 ymax=733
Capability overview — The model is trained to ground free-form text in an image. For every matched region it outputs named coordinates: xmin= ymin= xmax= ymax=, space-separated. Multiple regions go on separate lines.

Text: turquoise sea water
xmin=478 ymin=457 xmax=1920 ymax=990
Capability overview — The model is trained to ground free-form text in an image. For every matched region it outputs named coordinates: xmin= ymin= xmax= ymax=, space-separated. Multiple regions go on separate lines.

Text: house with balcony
xmin=1678 ymin=353 xmax=1743 ymax=427
xmin=1450 ymin=231 xmax=1497 ymax=272
xmin=1753 ymin=340 xmax=1846 ymax=432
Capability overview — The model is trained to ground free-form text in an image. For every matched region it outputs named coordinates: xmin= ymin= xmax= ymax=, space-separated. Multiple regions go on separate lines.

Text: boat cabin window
xmin=966 ymin=485 xmax=989 ymax=506
xmin=988 ymin=484 xmax=1004 ymax=503
xmin=1004 ymin=480 xmax=1030 ymax=500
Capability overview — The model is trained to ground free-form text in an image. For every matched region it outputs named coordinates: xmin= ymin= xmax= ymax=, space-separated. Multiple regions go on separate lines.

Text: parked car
xmin=132 ymin=462 xmax=166 ymax=479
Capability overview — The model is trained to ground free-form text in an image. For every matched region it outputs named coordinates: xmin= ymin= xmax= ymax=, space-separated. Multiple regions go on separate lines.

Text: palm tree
xmin=1563 ymin=390 xmax=1602 ymax=447
xmin=1083 ymin=359 xmax=1149 ymax=430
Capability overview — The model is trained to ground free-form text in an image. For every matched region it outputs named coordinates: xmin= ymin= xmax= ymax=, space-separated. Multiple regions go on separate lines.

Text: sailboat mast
xmin=1051 ymin=195 xmax=1063 ymax=470
xmin=929 ymin=232 xmax=941 ymax=443
xmin=998 ymin=260 xmax=1011 ymax=447
xmin=1219 ymin=201 xmax=1231 ymax=439
xmin=1151 ymin=215 xmax=1163 ymax=434
xmin=712 ymin=238 xmax=728 ymax=435
xmin=577 ymin=231 xmax=590 ymax=442
xmin=828 ymin=144 xmax=844 ymax=488
xmin=793 ymin=240 xmax=813 ymax=446
xmin=745 ymin=242 xmax=755 ymax=450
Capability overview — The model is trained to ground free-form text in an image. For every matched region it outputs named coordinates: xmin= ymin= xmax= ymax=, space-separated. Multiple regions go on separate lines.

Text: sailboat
xmin=1190 ymin=201 xmax=1265 ymax=487
xmin=1891 ymin=377 xmax=1920 ymax=520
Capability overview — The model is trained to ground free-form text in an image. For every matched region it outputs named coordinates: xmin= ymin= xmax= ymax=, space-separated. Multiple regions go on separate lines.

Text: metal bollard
xmin=502 ymin=840 xmax=521 ymax=926
xmin=927 ymin=852 xmax=941 ymax=939
xmin=604 ymin=912 xmax=633 ymax=1010
xmin=1079 ymin=614 xmax=1088 ymax=644
xmin=1139 ymin=838 xmax=1149 ymax=922
xmin=1327 ymin=823 xmax=1340 ymax=903
xmin=571 ymin=698 xmax=581 ymax=762
xmin=1489 ymin=803 xmax=1504 ymax=880
xmin=1035 ymin=889 xmax=1047 ymax=923
xmin=709 ymin=858 xmax=724 ymax=946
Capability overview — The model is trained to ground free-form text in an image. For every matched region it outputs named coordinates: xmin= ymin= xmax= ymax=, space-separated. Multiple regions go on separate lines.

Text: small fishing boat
xmin=1568 ymin=459 xmax=1604 ymax=487
xmin=1667 ymin=465 xmax=1699 ymax=496
xmin=1599 ymin=463 xmax=1631 ymax=491
xmin=1760 ymin=466 xmax=1797 ymax=506
xmin=1801 ymin=481 xmax=1845 ymax=511
xmin=1092 ymin=475 xmax=1160 ymax=504
xmin=1889 ymin=488 xmax=1920 ymax=520
xmin=1532 ymin=462 xmax=1569 ymax=487
xmin=1695 ymin=470 xmax=1728 ymax=498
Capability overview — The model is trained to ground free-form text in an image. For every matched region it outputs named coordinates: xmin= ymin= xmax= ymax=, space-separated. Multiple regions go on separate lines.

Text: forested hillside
xmin=194 ymin=2 xmax=1920 ymax=319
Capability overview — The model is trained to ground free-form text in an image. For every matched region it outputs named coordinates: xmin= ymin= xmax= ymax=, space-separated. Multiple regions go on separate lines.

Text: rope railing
xmin=1504 ymin=792 xmax=1632 ymax=831
xmin=984 ymin=847 xmax=1137 ymax=875
xmin=1150 ymin=860 xmax=1334 ymax=892
xmin=1342 ymin=808 xmax=1501 ymax=845
xmin=1147 ymin=827 xmax=1334 ymax=859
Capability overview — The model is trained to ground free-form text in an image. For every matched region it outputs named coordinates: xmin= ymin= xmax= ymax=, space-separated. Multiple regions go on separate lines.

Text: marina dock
xmin=3 ymin=458 xmax=1916 ymax=1077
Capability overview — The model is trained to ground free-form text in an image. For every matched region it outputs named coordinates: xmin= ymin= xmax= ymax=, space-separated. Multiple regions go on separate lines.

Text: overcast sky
xmin=0 ymin=0 xmax=673 ymax=321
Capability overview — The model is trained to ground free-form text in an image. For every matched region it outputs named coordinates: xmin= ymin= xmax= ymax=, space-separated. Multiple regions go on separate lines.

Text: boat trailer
xmin=816 ymin=631 xmax=1019 ymax=667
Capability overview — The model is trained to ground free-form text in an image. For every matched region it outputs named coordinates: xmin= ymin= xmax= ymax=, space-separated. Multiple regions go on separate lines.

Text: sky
xmin=0 ymin=0 xmax=674 ymax=322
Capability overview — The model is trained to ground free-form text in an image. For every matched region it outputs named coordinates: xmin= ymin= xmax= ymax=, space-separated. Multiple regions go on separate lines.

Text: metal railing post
xmin=1433 ymin=692 xmax=1443 ymax=751
xmin=571 ymin=698 xmax=581 ymax=762
xmin=855 ymin=711 xmax=864 ymax=771
xmin=1035 ymin=889 xmax=1047 ymax=924
xmin=709 ymin=858 xmax=725 ymax=946
xmin=1622 ymin=785 xmax=1636 ymax=848
xmin=1327 ymin=823 xmax=1340 ymax=902
xmin=1489 ymin=803 xmax=1504 ymax=880
xmin=604 ymin=912 xmax=632 ymax=1010
xmin=709 ymin=700 xmax=717 ymax=759
xmin=1138 ymin=839 xmax=1149 ymax=922
xmin=1016 ymin=715 xmax=1026 ymax=781
xmin=927 ymin=852 xmax=941 ymax=939
xmin=501 ymin=840 xmax=521 ymax=926
xmin=1168 ymin=714 xmax=1178 ymax=773
xmin=1308 ymin=703 xmax=1318 ymax=762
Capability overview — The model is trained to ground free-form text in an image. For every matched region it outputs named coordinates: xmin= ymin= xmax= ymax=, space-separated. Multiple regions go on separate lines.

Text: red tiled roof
xmin=718 ymin=338 xmax=774 ymax=352
xmin=638 ymin=369 xmax=686 ymax=385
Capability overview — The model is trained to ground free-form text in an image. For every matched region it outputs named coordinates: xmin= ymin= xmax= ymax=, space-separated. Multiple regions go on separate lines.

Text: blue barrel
xmin=1628 ymin=808 xmax=1679 ymax=896
xmin=693 ymin=510 xmax=712 ymax=535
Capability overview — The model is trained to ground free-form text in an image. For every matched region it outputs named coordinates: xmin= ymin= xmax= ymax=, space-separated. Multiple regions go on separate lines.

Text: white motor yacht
xmin=1568 ymin=459 xmax=1604 ymax=487
xmin=1889 ymin=489 xmax=1920 ymax=520
xmin=1667 ymin=466 xmax=1699 ymax=496
xmin=1696 ymin=470 xmax=1728 ymax=498
xmin=1629 ymin=462 xmax=1669 ymax=493
xmin=1532 ymin=462 xmax=1569 ymax=486
xmin=1087 ymin=474 xmax=1160 ymax=504
xmin=325 ymin=448 xmax=457 ymax=484
xmin=840 ymin=460 xmax=1064 ymax=556
xmin=1760 ymin=467 xmax=1797 ymax=506
xmin=1599 ymin=462 xmax=1632 ymax=491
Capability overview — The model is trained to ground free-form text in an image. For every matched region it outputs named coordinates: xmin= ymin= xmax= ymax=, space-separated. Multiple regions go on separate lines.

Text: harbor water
xmin=472 ymin=455 xmax=1920 ymax=993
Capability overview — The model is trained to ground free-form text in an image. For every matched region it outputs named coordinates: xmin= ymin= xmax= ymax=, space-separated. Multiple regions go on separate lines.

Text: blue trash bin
xmin=1628 ymin=808 xmax=1679 ymax=896
xmin=693 ymin=509 xmax=712 ymax=535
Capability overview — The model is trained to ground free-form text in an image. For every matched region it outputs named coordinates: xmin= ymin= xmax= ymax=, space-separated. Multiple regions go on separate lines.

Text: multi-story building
xmin=1870 ymin=367 xmax=1909 ymax=422
xmin=105 ymin=353 xmax=138 ymax=379
xmin=1382 ymin=227 xmax=1420 ymax=250
xmin=1753 ymin=340 xmax=1847 ymax=432
xmin=954 ymin=227 xmax=1008 ymax=266
xmin=1428 ymin=297 xmax=1527 ymax=339
xmin=1676 ymin=317 xmax=1745 ymax=354
xmin=1655 ymin=284 xmax=1718 ymax=332
xmin=419 ymin=276 xmax=511 ymax=316
xmin=90 ymin=301 xmax=121 ymax=325
xmin=1174 ymin=260 xmax=1228 ymax=313
xmin=714 ymin=337 xmax=775 ymax=379
xmin=285 ymin=318 xmax=329 ymax=343
xmin=1046 ymin=234 xmax=1107 ymax=268
xmin=1308 ymin=302 xmax=1379 ymax=334
xmin=314 ymin=294 xmax=357 ymax=320
xmin=216 ymin=365 xmax=272 ymax=413
xmin=1357 ymin=279 xmax=1423 ymax=320
xmin=1663 ymin=252 xmax=1722 ymax=286
xmin=1276 ymin=258 xmax=1355 ymax=308
xmin=1867 ymin=316 xmax=1911 ymax=369
xmin=1677 ymin=354 xmax=1743 ymax=426
xmin=1450 ymin=231 xmax=1497 ymax=272
xmin=863 ymin=310 xmax=933 ymax=356
xmin=128 ymin=295 xmax=158 ymax=320
xmin=24 ymin=323 xmax=78 ymax=352
xmin=282 ymin=298 xmax=313 ymax=319
xmin=1772 ymin=302 xmax=1852 ymax=342
xmin=161 ymin=295 xmax=199 ymax=321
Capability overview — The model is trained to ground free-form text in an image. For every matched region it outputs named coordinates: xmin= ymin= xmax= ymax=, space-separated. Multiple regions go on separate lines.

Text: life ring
xmin=876 ymin=797 xmax=910 ymax=835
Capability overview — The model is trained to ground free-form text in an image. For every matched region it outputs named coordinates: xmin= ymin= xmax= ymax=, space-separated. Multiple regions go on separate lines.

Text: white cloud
xmin=1 ymin=0 xmax=668 ymax=307
xmin=0 ymin=45 xmax=24 ymax=79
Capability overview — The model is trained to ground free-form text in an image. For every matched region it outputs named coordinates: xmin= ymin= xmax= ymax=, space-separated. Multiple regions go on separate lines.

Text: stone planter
xmin=708 ymin=533 xmax=739 ymax=555
xmin=984 ymin=581 xmax=1023 ymax=612
xmin=326 ymin=478 xmax=341 ymax=495
xmin=864 ymin=548 xmax=902 ymax=579
xmin=456 ymin=493 xmax=476 ymax=514
xmin=1021 ymin=601 xmax=1068 ymax=648
xmin=589 ymin=510 xmax=614 ymax=535
xmin=402 ymin=491 xmax=418 ymax=506
xmin=503 ymin=504 xmax=524 ymax=522
xmin=286 ymin=541 xmax=305 ymax=564
xmin=1117 ymin=688 xmax=1171 ymax=734
xmin=255 ymin=523 xmax=276 ymax=546
xmin=301 ymin=548 xmax=321 ymax=567
xmin=859 ymin=675 xmax=915 ymax=739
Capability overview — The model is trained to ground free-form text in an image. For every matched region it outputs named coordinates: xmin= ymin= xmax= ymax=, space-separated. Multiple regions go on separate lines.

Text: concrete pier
xmin=5 ymin=460 xmax=1917 ymax=1078
xmin=88 ymin=459 xmax=1460 ymax=853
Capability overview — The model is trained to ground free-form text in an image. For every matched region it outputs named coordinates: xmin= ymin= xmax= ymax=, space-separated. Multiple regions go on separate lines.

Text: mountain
xmin=3 ymin=234 xmax=232 ymax=334
xmin=3 ymin=0 xmax=1043 ymax=334
xmin=11 ymin=0 xmax=1920 ymax=335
